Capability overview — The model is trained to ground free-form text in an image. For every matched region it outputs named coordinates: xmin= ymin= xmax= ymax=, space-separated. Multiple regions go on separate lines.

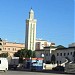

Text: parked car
xmin=8 ymin=64 xmax=18 ymax=70
xmin=0 ymin=58 xmax=8 ymax=72
xmin=52 ymin=66 xmax=64 ymax=71
xmin=8 ymin=57 xmax=19 ymax=70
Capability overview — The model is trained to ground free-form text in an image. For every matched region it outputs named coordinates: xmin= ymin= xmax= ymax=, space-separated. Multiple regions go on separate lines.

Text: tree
xmin=51 ymin=54 xmax=56 ymax=64
xmin=14 ymin=49 xmax=35 ymax=58
xmin=32 ymin=51 xmax=36 ymax=57
xmin=26 ymin=50 xmax=32 ymax=58
xmin=0 ymin=53 xmax=8 ymax=57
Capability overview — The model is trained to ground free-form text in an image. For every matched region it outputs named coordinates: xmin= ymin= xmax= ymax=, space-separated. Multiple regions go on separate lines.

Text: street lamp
xmin=41 ymin=53 xmax=45 ymax=70
xmin=41 ymin=54 xmax=44 ymax=58
xmin=41 ymin=53 xmax=44 ymax=63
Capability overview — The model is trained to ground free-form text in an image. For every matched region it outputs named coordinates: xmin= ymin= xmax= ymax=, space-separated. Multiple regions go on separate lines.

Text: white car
xmin=0 ymin=58 xmax=8 ymax=72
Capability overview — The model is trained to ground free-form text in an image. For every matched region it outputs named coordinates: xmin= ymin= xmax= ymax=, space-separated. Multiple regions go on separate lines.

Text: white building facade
xmin=35 ymin=46 xmax=56 ymax=63
xmin=25 ymin=8 xmax=37 ymax=51
xmin=35 ymin=43 xmax=75 ymax=66
xmin=52 ymin=47 xmax=75 ymax=66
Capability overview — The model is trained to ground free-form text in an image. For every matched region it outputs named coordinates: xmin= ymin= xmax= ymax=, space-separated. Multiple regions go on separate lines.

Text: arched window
xmin=0 ymin=43 xmax=2 ymax=45
xmin=0 ymin=48 xmax=2 ymax=50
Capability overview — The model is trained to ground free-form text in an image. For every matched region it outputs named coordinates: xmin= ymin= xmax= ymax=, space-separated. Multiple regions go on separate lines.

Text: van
xmin=9 ymin=57 xmax=19 ymax=70
xmin=0 ymin=58 xmax=8 ymax=72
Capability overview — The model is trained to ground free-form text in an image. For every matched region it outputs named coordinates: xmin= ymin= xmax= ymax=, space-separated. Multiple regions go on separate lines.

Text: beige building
xmin=35 ymin=39 xmax=55 ymax=50
xmin=0 ymin=38 xmax=25 ymax=57
xmin=25 ymin=8 xmax=37 ymax=51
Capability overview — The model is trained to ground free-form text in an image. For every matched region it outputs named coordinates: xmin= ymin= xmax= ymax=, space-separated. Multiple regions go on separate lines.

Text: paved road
xmin=0 ymin=70 xmax=71 ymax=75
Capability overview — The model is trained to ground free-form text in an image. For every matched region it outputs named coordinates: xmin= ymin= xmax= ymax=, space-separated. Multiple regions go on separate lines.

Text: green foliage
xmin=19 ymin=57 xmax=23 ymax=63
xmin=0 ymin=53 xmax=8 ymax=57
xmin=26 ymin=50 xmax=32 ymax=58
xmin=14 ymin=49 xmax=35 ymax=58
xmin=32 ymin=51 xmax=36 ymax=57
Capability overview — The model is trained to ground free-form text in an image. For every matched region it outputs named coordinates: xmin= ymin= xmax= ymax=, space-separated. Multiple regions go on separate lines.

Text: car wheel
xmin=4 ymin=68 xmax=7 ymax=72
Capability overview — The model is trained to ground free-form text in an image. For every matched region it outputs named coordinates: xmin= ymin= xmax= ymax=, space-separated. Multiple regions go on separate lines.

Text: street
xmin=0 ymin=70 xmax=71 ymax=75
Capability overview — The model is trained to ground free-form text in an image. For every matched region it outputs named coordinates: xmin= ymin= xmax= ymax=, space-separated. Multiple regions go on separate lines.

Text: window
xmin=67 ymin=53 xmax=69 ymax=55
xmin=57 ymin=61 xmax=58 ymax=64
xmin=0 ymin=43 xmax=2 ymax=45
xmin=57 ymin=53 xmax=59 ymax=56
xmin=0 ymin=48 xmax=2 ymax=50
xmin=15 ymin=48 xmax=16 ymax=51
xmin=64 ymin=53 xmax=66 ymax=56
xmin=60 ymin=53 xmax=62 ymax=56
xmin=13 ymin=48 xmax=14 ymax=51
xmin=8 ymin=48 xmax=10 ymax=50
xmin=3 ymin=48 xmax=4 ymax=50
xmin=5 ymin=48 xmax=6 ymax=50
xmin=71 ymin=52 xmax=72 ymax=55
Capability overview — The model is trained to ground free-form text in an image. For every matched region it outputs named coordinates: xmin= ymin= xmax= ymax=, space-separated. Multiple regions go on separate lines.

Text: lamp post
xmin=41 ymin=53 xmax=45 ymax=70
xmin=41 ymin=54 xmax=44 ymax=63
xmin=29 ymin=57 xmax=32 ymax=70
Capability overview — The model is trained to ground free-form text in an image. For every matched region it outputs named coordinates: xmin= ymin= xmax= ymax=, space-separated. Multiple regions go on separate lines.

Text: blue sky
xmin=0 ymin=0 xmax=74 ymax=47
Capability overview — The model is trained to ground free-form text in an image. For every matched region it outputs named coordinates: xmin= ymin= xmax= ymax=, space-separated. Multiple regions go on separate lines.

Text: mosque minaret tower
xmin=25 ymin=8 xmax=37 ymax=51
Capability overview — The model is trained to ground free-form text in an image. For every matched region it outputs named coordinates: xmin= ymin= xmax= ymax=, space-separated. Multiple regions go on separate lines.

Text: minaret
xmin=25 ymin=8 xmax=37 ymax=51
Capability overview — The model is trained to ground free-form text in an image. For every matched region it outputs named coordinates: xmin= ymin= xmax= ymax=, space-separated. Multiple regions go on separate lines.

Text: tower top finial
xmin=31 ymin=7 xmax=32 ymax=9
xmin=30 ymin=7 xmax=34 ymax=13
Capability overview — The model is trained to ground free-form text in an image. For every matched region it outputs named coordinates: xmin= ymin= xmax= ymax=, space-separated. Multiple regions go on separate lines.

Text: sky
xmin=0 ymin=0 xmax=74 ymax=47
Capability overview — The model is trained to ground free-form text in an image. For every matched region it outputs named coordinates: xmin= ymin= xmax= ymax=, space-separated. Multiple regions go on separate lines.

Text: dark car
xmin=52 ymin=66 xmax=64 ymax=71
xmin=8 ymin=64 xmax=17 ymax=70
